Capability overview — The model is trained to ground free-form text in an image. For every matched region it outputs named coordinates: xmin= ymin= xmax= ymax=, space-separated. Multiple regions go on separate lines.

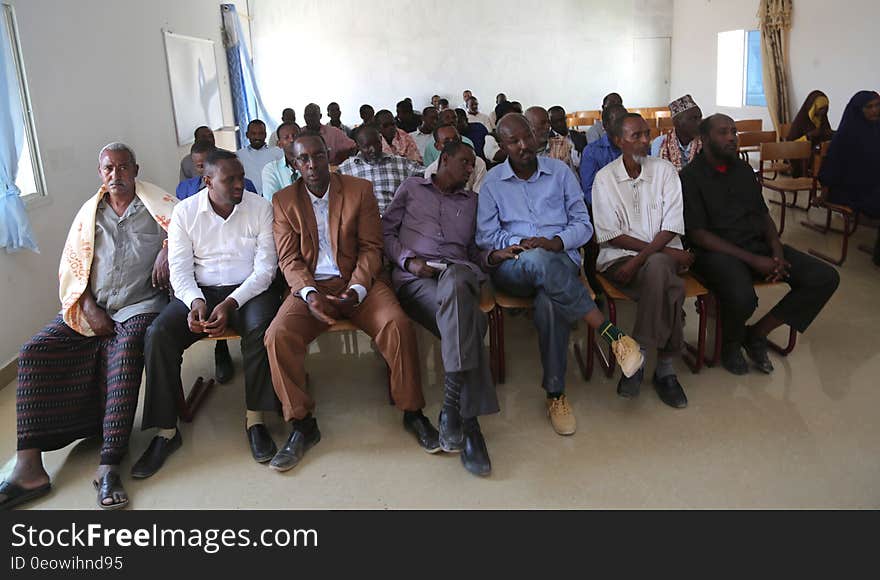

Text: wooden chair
xmin=703 ymin=281 xmax=798 ymax=366
xmin=488 ymin=278 xmax=597 ymax=384
xmin=738 ymin=130 xmax=777 ymax=163
xmin=654 ymin=109 xmax=671 ymax=120
xmin=649 ymin=126 xmax=663 ymax=140
xmin=658 ymin=116 xmax=674 ymax=130
xmin=584 ymin=272 xmax=712 ymax=377
xmin=777 ymin=122 xmax=792 ymax=141
xmin=735 ymin=119 xmax=763 ymax=133
xmin=800 ymin=141 xmax=860 ymax=265
xmin=758 ymin=141 xmax=814 ymax=235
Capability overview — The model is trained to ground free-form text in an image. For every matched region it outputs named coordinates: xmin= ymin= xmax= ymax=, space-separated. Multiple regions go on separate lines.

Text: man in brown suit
xmin=264 ymin=132 xmax=440 ymax=472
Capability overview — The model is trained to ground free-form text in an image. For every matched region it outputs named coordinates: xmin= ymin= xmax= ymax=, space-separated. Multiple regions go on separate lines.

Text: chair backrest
xmin=777 ymin=122 xmax=792 ymax=141
xmin=735 ymin=119 xmax=762 ymax=132
xmin=759 ymin=140 xmax=811 ymax=162
xmin=575 ymin=110 xmax=601 ymax=120
xmin=737 ymin=130 xmax=777 ymax=149
xmin=654 ymin=109 xmax=671 ymax=119
xmin=658 ymin=116 xmax=674 ymax=129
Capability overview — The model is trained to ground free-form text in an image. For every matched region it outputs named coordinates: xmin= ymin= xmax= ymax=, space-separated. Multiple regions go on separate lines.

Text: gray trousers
xmin=604 ymin=252 xmax=685 ymax=355
xmin=397 ymin=265 xmax=499 ymax=419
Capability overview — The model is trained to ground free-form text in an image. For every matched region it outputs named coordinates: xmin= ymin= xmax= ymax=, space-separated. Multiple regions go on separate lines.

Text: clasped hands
xmin=305 ymin=289 xmax=359 ymax=325
xmin=188 ymin=297 xmax=239 ymax=337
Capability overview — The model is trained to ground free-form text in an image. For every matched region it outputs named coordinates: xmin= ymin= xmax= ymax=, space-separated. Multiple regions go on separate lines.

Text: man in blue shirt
xmin=579 ymin=105 xmax=627 ymax=205
xmin=176 ymin=142 xmax=257 ymax=201
xmin=476 ymin=114 xmax=644 ymax=436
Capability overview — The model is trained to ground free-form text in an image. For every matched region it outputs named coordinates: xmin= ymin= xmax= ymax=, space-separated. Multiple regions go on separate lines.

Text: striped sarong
xmin=16 ymin=313 xmax=156 ymax=465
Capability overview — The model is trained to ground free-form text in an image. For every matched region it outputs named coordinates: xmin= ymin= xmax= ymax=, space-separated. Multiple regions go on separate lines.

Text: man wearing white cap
xmin=650 ymin=94 xmax=703 ymax=171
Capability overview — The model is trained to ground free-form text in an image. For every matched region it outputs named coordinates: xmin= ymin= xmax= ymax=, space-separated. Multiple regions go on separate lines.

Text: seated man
xmin=131 ymin=150 xmax=280 ymax=478
xmin=264 ymin=133 xmax=439 ymax=472
xmin=180 ymin=125 xmax=214 ymax=181
xmin=476 ymin=114 xmax=643 ymax=436
xmin=327 ymin=101 xmax=353 ymax=138
xmin=383 ymin=142 xmax=501 ymax=476
xmin=549 ymin=105 xmax=587 ymax=168
xmin=261 ymin=121 xmax=301 ymax=201
xmin=409 ymin=106 xmax=438 ymax=161
xmin=395 ymin=99 xmax=422 ymax=134
xmin=424 ymin=109 xmax=475 ymax=167
xmin=375 ymin=109 xmax=423 ymax=164
xmin=579 ymin=105 xmax=627 ymax=206
xmin=586 ymin=92 xmax=623 ymax=144
xmin=1 ymin=143 xmax=174 ymax=510
xmin=423 ymin=124 xmax=487 ymax=193
xmin=525 ymin=105 xmax=577 ymax=174
xmin=176 ymin=141 xmax=257 ymax=201
xmin=459 ymin=108 xmax=488 ymax=161
xmin=303 ymin=102 xmax=358 ymax=165
xmin=337 ymin=125 xmax=423 ymax=215
xmin=466 ymin=96 xmax=493 ymax=130
xmin=681 ymin=114 xmax=840 ymax=374
xmin=592 ymin=113 xmax=693 ymax=408
xmin=651 ymin=94 xmax=703 ymax=171
xmin=236 ymin=119 xmax=283 ymax=195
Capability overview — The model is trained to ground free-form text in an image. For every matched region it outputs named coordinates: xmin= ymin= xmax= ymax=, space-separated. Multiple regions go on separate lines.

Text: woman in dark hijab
xmin=787 ymin=90 xmax=834 ymax=177
xmin=818 ymin=90 xmax=880 ymax=264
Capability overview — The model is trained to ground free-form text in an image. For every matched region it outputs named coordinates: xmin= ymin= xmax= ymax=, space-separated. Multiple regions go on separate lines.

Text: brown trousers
xmin=264 ymin=278 xmax=424 ymax=421
xmin=605 ymin=252 xmax=685 ymax=355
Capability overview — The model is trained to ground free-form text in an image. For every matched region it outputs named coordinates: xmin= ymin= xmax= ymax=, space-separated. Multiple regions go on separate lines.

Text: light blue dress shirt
xmin=476 ymin=157 xmax=593 ymax=266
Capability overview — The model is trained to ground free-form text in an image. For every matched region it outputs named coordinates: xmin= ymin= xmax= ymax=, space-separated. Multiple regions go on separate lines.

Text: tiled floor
xmin=2 ymin=203 xmax=878 ymax=509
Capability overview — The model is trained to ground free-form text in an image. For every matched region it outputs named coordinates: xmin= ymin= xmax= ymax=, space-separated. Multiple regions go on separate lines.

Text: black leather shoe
xmin=403 ymin=411 xmax=441 ymax=454
xmin=214 ymin=340 xmax=234 ymax=384
xmin=721 ymin=346 xmax=749 ymax=375
xmin=438 ymin=408 xmax=464 ymax=453
xmin=617 ymin=366 xmax=644 ymax=398
xmin=742 ymin=329 xmax=774 ymax=374
xmin=130 ymin=430 xmax=182 ymax=479
xmin=652 ymin=373 xmax=688 ymax=409
xmin=269 ymin=425 xmax=320 ymax=472
xmin=247 ymin=423 xmax=277 ymax=463
xmin=460 ymin=418 xmax=491 ymax=476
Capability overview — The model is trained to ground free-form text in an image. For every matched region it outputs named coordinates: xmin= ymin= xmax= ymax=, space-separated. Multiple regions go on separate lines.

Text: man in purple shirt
xmin=382 ymin=142 xmax=514 ymax=477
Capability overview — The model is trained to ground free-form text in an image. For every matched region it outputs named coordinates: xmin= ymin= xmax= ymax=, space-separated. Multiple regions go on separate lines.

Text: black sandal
xmin=0 ymin=479 xmax=52 ymax=510
xmin=93 ymin=471 xmax=129 ymax=510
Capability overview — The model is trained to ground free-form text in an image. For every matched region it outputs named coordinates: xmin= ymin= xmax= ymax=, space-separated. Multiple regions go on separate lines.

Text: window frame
xmin=2 ymin=2 xmax=46 ymax=204
xmin=715 ymin=28 xmax=767 ymax=110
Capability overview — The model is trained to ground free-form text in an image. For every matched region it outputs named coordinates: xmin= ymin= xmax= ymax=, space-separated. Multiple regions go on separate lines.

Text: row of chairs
xmin=176 ymin=268 xmax=798 ymax=423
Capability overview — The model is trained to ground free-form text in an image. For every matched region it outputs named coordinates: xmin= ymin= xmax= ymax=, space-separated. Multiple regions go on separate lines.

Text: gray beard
xmin=633 ymin=154 xmax=648 ymax=166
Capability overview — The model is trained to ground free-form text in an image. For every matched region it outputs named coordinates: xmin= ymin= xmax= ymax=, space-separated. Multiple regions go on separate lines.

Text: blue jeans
xmin=492 ymin=249 xmax=597 ymax=394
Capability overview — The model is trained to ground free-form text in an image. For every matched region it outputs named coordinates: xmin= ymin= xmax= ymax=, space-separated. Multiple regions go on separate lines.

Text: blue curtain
xmin=0 ymin=11 xmax=38 ymax=253
xmin=221 ymin=4 xmax=275 ymax=149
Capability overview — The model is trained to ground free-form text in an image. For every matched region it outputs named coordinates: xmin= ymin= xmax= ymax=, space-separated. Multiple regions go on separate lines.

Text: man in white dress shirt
xmin=236 ymin=119 xmax=283 ymax=195
xmin=131 ymin=150 xmax=281 ymax=479
xmin=592 ymin=113 xmax=694 ymax=409
xmin=466 ymin=96 xmax=493 ymax=131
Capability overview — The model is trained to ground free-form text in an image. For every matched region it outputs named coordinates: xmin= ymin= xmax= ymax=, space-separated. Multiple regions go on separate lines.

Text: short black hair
xmin=438 ymin=98 xmax=449 ymax=107
xmin=602 ymin=105 xmax=628 ymax=132
xmin=193 ymin=125 xmax=211 ymax=138
xmin=328 ymin=102 xmax=340 ymax=109
xmin=396 ymin=99 xmax=413 ymax=112
xmin=246 ymin=119 xmax=266 ymax=131
xmin=276 ymin=121 xmax=299 ymax=139
xmin=699 ymin=113 xmax=733 ymax=137
xmin=440 ymin=140 xmax=470 ymax=161
xmin=495 ymin=101 xmax=517 ymax=120
xmin=608 ymin=112 xmax=643 ymax=139
xmin=374 ymin=109 xmax=394 ymax=122
xmin=353 ymin=124 xmax=380 ymax=143
xmin=359 ymin=104 xmax=374 ymax=116
xmin=293 ymin=130 xmax=327 ymax=149
xmin=432 ymin=123 xmax=459 ymax=142
xmin=204 ymin=149 xmax=240 ymax=173
xmin=422 ymin=106 xmax=437 ymax=116
xmin=190 ymin=141 xmax=217 ymax=156
xmin=548 ymin=105 xmax=566 ymax=116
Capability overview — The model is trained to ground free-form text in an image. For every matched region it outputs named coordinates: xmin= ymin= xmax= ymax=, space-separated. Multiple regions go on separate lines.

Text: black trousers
xmin=693 ymin=244 xmax=839 ymax=349
xmin=141 ymin=286 xmax=280 ymax=430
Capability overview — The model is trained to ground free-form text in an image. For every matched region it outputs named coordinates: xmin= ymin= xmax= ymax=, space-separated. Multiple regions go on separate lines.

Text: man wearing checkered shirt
xmin=337 ymin=125 xmax=424 ymax=215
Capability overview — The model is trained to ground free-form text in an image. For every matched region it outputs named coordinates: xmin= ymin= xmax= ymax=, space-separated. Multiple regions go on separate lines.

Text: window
xmin=716 ymin=29 xmax=766 ymax=108
xmin=2 ymin=3 xmax=45 ymax=200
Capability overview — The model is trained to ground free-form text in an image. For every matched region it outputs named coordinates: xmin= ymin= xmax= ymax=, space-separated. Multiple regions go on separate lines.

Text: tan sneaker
xmin=546 ymin=395 xmax=577 ymax=436
xmin=612 ymin=335 xmax=645 ymax=378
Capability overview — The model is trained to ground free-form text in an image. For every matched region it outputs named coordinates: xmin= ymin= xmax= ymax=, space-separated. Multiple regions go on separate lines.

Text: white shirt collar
xmin=306 ymin=182 xmax=331 ymax=204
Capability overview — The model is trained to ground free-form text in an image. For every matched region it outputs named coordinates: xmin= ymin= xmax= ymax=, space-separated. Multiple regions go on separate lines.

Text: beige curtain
xmin=758 ymin=0 xmax=793 ymax=131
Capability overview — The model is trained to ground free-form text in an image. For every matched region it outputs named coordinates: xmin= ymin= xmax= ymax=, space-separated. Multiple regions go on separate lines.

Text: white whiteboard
xmin=163 ymin=30 xmax=224 ymax=146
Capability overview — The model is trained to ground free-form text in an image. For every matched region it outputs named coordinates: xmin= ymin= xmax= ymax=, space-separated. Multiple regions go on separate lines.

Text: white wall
xmin=670 ymin=0 xmax=880 ymax=129
xmin=251 ymin=0 xmax=674 ymax=125
xmin=0 ymin=0 xmax=249 ymax=367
